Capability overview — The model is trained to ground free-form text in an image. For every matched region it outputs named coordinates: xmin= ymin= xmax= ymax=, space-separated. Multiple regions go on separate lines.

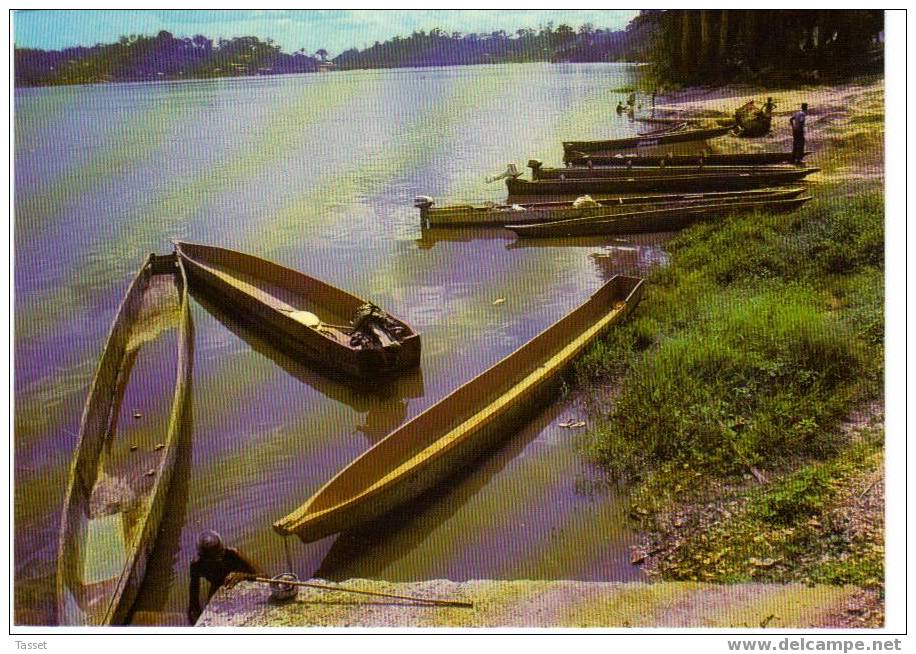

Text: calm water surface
xmin=15 ymin=63 xmax=671 ymax=625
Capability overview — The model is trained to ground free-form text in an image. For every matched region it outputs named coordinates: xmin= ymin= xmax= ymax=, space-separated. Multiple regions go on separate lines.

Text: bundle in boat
xmin=57 ymin=253 xmax=191 ymax=626
xmin=506 ymin=167 xmax=819 ymax=195
xmin=273 ymin=275 xmax=645 ymax=542
xmin=507 ymin=196 xmax=811 ymax=238
xmin=414 ymin=187 xmax=806 ymax=228
xmin=530 ymin=162 xmax=807 ymax=181
xmin=562 ymin=125 xmax=734 ymax=154
xmin=174 ymin=242 xmax=420 ymax=379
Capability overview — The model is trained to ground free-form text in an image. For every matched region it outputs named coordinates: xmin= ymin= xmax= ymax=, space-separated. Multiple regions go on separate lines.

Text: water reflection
xmin=190 ymin=289 xmax=424 ymax=444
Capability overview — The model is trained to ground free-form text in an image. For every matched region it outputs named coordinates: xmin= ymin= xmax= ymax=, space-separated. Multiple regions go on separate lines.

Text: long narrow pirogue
xmin=415 ymin=187 xmax=806 ymax=228
xmin=273 ymin=274 xmax=644 ymax=542
xmin=507 ymin=196 xmax=812 ymax=238
xmin=57 ymin=253 xmax=191 ymax=626
xmin=561 ymin=151 xmax=809 ymax=167
xmin=562 ymin=124 xmax=734 ymax=153
xmin=530 ymin=163 xmax=806 ymax=181
xmin=174 ymin=242 xmax=420 ymax=379
xmin=506 ymin=167 xmax=819 ymax=195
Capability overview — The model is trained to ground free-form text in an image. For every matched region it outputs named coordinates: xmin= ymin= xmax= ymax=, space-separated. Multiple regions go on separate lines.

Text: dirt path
xmin=198 ymin=579 xmax=859 ymax=628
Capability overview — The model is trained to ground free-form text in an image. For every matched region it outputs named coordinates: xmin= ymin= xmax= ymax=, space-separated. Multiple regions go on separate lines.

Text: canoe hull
xmin=176 ymin=243 xmax=420 ymax=379
xmin=274 ymin=275 xmax=644 ymax=542
xmin=506 ymin=168 xmax=818 ymax=195
xmin=563 ymin=125 xmax=734 ymax=153
xmin=418 ymin=188 xmax=805 ymax=228
xmin=562 ymin=151 xmax=810 ymax=167
xmin=508 ymin=197 xmax=811 ymax=238
xmin=56 ymin=253 xmax=191 ymax=626
xmin=535 ymin=163 xmax=808 ymax=180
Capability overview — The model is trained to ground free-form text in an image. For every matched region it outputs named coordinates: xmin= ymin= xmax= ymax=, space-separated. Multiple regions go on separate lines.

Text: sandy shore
xmin=198 ymin=578 xmax=861 ymax=628
xmin=652 ymin=76 xmax=884 ymax=182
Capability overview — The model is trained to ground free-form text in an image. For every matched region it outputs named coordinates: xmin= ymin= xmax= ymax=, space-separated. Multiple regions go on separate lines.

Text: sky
xmin=13 ymin=9 xmax=639 ymax=55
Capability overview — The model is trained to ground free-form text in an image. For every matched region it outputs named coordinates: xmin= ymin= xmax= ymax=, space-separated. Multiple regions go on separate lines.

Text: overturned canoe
xmin=559 ymin=151 xmax=810 ymax=167
xmin=506 ymin=167 xmax=819 ymax=195
xmin=175 ymin=242 xmax=420 ymax=379
xmin=415 ymin=188 xmax=806 ymax=228
xmin=508 ymin=196 xmax=811 ymax=238
xmin=274 ymin=275 xmax=645 ymax=542
xmin=531 ymin=163 xmax=807 ymax=181
xmin=563 ymin=125 xmax=734 ymax=154
xmin=57 ymin=253 xmax=191 ymax=626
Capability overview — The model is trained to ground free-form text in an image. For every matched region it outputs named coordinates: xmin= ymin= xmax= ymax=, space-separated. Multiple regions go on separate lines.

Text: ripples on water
xmin=15 ymin=64 xmax=671 ymax=625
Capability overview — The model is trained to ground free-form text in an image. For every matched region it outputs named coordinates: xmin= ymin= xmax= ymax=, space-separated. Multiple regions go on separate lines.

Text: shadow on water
xmin=415 ymin=226 xmax=514 ymax=250
xmin=311 ymin=398 xmax=569 ymax=581
xmin=189 ymin=288 xmax=424 ymax=445
xmin=126 ymin=314 xmax=195 ymax=627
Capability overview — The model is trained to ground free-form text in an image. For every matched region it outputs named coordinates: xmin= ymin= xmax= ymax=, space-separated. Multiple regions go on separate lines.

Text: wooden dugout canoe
xmin=415 ymin=188 xmax=806 ymax=228
xmin=174 ymin=242 xmax=420 ymax=379
xmin=562 ymin=125 xmax=734 ymax=154
xmin=506 ymin=167 xmax=819 ymax=195
xmin=531 ymin=163 xmax=806 ymax=181
xmin=57 ymin=253 xmax=191 ymax=626
xmin=508 ymin=196 xmax=811 ymax=238
xmin=273 ymin=275 xmax=645 ymax=542
xmin=556 ymin=151 xmax=810 ymax=168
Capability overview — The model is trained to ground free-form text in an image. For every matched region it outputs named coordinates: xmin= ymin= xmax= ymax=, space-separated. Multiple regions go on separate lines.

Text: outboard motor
xmin=414 ymin=196 xmax=434 ymax=229
xmin=349 ymin=303 xmax=406 ymax=353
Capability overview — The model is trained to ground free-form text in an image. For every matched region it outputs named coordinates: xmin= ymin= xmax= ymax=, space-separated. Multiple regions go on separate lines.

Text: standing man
xmin=790 ymin=102 xmax=808 ymax=163
xmin=187 ymin=530 xmax=263 ymax=624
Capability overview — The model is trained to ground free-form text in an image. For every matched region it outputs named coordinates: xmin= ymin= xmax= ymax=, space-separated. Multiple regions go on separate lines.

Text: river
xmin=14 ymin=63 xmax=670 ymax=626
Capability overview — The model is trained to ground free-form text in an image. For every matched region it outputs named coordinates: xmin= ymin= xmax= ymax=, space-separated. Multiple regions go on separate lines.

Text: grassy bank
xmin=575 ymin=185 xmax=884 ymax=624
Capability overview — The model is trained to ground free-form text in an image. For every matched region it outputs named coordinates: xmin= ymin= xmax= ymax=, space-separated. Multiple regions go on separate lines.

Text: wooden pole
xmin=251 ymin=577 xmax=474 ymax=608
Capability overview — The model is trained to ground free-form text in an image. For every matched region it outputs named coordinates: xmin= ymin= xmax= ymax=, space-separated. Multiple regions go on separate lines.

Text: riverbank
xmin=198 ymin=578 xmax=861 ymax=628
xmin=575 ymin=76 xmax=885 ymax=626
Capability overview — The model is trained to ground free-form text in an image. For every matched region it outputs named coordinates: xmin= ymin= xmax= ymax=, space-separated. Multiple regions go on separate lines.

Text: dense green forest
xmin=14 ymin=11 xmax=885 ymax=87
xmin=637 ymin=9 xmax=884 ymax=84
xmin=14 ymin=20 xmax=650 ymax=87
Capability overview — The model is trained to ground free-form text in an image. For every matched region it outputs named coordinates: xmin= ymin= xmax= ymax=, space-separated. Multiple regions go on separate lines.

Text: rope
xmin=249 ymin=577 xmax=473 ymax=608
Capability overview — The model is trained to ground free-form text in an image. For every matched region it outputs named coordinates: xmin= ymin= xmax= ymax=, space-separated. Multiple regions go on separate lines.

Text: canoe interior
xmin=275 ymin=275 xmax=644 ymax=539
xmin=57 ymin=253 xmax=190 ymax=626
xmin=176 ymin=242 xmax=362 ymax=327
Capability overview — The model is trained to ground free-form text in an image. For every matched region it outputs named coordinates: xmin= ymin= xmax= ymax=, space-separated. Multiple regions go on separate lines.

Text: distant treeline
xmin=635 ymin=9 xmax=884 ymax=84
xmin=14 ymin=21 xmax=649 ymax=87
xmin=15 ymin=31 xmax=323 ymax=86
xmin=333 ymin=22 xmax=652 ymax=69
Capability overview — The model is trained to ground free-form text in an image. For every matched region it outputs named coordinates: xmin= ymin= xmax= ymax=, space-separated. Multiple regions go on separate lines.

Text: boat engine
xmin=349 ymin=303 xmax=406 ymax=350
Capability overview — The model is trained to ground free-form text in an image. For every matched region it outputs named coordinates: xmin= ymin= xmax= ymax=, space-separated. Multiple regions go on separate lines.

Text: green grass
xmin=575 ymin=186 xmax=885 ymax=586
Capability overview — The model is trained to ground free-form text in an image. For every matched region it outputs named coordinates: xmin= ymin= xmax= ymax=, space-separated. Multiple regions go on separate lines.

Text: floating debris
xmin=154 ymin=443 xmax=165 ymax=451
xmin=129 ymin=445 xmax=138 ymax=452
xmin=558 ymin=419 xmax=587 ymax=428
xmin=492 ymin=298 xmax=506 ymax=305
xmin=145 ymin=469 xmax=156 ymax=477
xmin=133 ymin=412 xmax=143 ymax=419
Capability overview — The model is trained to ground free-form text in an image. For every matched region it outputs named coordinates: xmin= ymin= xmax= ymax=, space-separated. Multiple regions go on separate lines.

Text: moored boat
xmin=57 ymin=253 xmax=191 ymax=626
xmin=531 ymin=162 xmax=806 ymax=181
xmin=174 ymin=242 xmax=420 ymax=379
xmin=414 ymin=188 xmax=806 ymax=228
xmin=273 ymin=275 xmax=645 ymax=542
xmin=506 ymin=167 xmax=819 ymax=195
xmin=507 ymin=196 xmax=811 ymax=238
xmin=558 ymin=151 xmax=810 ymax=167
xmin=562 ymin=125 xmax=734 ymax=154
